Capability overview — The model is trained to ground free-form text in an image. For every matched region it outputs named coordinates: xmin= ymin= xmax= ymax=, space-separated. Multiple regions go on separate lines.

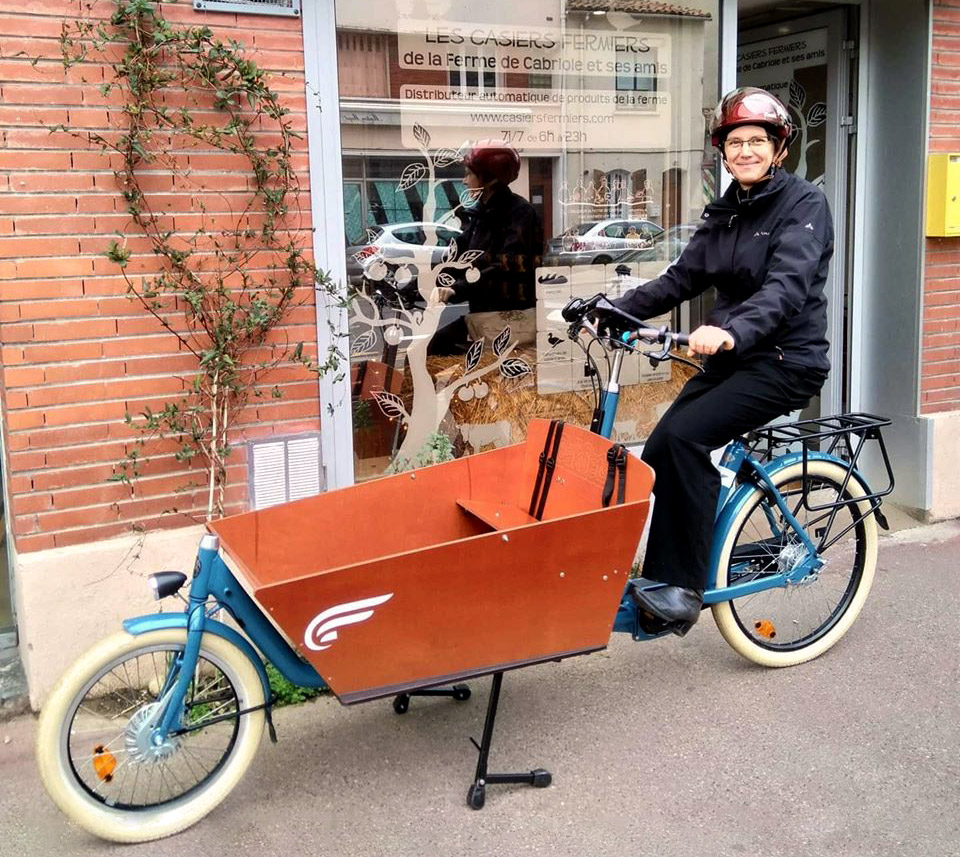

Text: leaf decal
xmin=372 ymin=390 xmax=408 ymax=422
xmin=350 ymin=329 xmax=377 ymax=355
xmin=433 ymin=147 xmax=461 ymax=167
xmin=500 ymin=358 xmax=532 ymax=379
xmin=459 ymin=188 xmax=479 ymax=208
xmin=458 ymin=249 xmax=484 ymax=264
xmin=436 ymin=272 xmax=455 ymax=287
xmin=443 ymin=241 xmax=457 ymax=263
xmin=365 ymin=227 xmax=381 ymax=243
xmin=807 ymin=102 xmax=827 ymax=128
xmin=492 ymin=326 xmax=511 ymax=357
xmin=413 ymin=123 xmax=431 ymax=150
xmin=464 ymin=339 xmax=484 ymax=373
xmin=398 ymin=163 xmax=427 ymax=191
xmin=789 ymin=79 xmax=806 ymax=110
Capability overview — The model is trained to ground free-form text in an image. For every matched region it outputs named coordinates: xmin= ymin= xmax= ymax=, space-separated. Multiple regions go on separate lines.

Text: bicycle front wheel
xmin=712 ymin=459 xmax=878 ymax=667
xmin=36 ymin=629 xmax=265 ymax=843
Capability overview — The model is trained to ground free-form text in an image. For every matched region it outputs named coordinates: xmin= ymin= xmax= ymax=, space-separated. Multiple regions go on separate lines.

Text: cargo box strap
xmin=602 ymin=443 xmax=628 ymax=508
xmin=529 ymin=419 xmax=564 ymax=520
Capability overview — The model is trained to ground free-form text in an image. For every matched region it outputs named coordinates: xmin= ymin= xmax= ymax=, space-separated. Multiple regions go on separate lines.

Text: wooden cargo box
xmin=210 ymin=420 xmax=654 ymax=703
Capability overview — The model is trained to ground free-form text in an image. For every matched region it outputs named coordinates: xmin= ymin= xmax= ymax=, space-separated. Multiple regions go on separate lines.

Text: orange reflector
xmin=754 ymin=620 xmax=777 ymax=639
xmin=92 ymin=745 xmax=117 ymax=782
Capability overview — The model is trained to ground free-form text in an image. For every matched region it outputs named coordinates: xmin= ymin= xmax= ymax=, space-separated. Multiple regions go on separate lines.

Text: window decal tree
xmin=788 ymin=79 xmax=827 ymax=185
xmin=349 ymin=124 xmax=531 ymax=470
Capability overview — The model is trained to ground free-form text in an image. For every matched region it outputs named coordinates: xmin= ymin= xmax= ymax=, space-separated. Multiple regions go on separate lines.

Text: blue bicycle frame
xmin=122 ymin=318 xmax=889 ymax=732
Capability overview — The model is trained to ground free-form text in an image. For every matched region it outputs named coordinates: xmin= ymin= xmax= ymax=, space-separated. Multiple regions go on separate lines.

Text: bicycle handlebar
xmin=561 ymin=294 xmax=690 ymax=348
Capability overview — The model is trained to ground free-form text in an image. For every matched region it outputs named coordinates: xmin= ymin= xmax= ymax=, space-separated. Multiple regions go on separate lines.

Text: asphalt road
xmin=2 ymin=522 xmax=958 ymax=857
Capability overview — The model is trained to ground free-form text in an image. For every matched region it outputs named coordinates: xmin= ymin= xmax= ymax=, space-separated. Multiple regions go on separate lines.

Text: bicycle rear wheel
xmin=712 ymin=459 xmax=878 ymax=667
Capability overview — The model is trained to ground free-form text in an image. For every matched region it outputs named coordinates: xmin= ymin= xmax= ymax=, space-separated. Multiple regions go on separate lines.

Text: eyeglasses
xmin=724 ymin=136 xmax=774 ymax=153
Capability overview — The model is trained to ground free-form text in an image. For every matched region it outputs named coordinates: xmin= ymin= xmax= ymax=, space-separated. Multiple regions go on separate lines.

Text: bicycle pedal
xmin=635 ymin=609 xmax=674 ymax=637
xmin=636 ymin=609 xmax=695 ymax=638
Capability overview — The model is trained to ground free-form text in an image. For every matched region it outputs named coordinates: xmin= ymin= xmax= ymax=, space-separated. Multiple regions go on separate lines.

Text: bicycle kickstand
xmin=466 ymin=671 xmax=552 ymax=810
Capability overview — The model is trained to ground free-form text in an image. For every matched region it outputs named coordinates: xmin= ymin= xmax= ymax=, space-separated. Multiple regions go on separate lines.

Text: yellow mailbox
xmin=926 ymin=153 xmax=960 ymax=237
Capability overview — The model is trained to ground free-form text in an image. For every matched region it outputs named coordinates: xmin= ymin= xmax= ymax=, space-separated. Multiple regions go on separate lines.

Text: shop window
xmin=193 ymin=0 xmax=300 ymax=16
xmin=336 ymin=1 xmax=721 ymax=480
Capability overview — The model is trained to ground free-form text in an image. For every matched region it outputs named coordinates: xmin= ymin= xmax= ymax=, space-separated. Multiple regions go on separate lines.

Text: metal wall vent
xmin=193 ymin=0 xmax=301 ymax=17
xmin=248 ymin=433 xmax=324 ymax=511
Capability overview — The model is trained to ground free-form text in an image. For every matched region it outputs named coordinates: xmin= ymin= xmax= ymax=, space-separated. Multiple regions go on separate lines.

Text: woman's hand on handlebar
xmin=686 ymin=325 xmax=735 ymax=357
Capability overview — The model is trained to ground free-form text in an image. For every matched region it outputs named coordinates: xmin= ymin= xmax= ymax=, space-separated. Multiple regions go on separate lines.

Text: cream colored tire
xmin=36 ymin=629 xmax=265 ymax=843
xmin=711 ymin=460 xmax=878 ymax=667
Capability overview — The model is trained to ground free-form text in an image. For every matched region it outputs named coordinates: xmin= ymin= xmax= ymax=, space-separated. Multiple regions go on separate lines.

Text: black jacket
xmin=449 ymin=185 xmax=541 ymax=313
xmin=614 ymin=169 xmax=833 ymax=372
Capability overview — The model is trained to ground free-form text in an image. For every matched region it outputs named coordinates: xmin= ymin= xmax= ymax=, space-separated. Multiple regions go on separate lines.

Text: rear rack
xmin=745 ymin=412 xmax=895 ymax=525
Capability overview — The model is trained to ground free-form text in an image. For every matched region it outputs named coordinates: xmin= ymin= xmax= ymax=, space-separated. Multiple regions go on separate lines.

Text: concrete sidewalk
xmin=1 ymin=520 xmax=958 ymax=857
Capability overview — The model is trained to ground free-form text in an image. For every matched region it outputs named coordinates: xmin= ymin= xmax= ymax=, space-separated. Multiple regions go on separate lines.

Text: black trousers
xmin=640 ymin=357 xmax=827 ymax=590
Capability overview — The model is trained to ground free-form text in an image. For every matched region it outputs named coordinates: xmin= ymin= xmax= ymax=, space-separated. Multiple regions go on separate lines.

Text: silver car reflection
xmin=543 ymin=218 xmax=664 ymax=266
xmin=345 ymin=222 xmax=461 ymax=285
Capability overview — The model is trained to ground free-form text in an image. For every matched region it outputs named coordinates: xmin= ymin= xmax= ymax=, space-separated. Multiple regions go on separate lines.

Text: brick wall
xmin=924 ymin=0 xmax=960 ymax=414
xmin=0 ymin=2 xmax=322 ymax=552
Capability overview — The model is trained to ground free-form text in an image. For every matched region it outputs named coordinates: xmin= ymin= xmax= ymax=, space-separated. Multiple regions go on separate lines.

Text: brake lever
xmin=646 ymin=331 xmax=675 ymax=366
xmin=564 ymin=314 xmax=600 ymax=342
xmin=623 ymin=327 xmax=702 ymax=372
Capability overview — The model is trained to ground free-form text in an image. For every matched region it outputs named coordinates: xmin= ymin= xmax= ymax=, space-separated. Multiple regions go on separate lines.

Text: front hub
xmin=124 ymin=702 xmax=182 ymax=763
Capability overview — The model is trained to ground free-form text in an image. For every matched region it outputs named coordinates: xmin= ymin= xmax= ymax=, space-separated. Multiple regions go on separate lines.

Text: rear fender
xmin=707 ymin=451 xmax=866 ymax=592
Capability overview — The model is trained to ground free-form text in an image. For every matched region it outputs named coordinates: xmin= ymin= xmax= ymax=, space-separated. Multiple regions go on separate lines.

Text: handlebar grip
xmin=629 ymin=326 xmax=690 ymax=348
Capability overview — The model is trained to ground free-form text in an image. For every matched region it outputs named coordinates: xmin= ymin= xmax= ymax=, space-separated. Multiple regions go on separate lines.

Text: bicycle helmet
xmin=462 ymin=141 xmax=522 ymax=186
xmin=710 ymin=87 xmax=792 ymax=149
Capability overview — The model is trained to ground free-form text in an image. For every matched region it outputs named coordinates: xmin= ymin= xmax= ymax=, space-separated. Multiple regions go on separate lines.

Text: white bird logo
xmin=303 ymin=593 xmax=394 ymax=652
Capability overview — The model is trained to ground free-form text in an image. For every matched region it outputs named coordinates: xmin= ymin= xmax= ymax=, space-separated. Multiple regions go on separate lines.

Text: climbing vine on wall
xmin=57 ymin=0 xmax=344 ymax=520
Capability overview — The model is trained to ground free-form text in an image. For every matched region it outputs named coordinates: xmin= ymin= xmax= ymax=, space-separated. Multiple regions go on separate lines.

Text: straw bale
xmin=409 ymin=347 xmax=698 ymax=453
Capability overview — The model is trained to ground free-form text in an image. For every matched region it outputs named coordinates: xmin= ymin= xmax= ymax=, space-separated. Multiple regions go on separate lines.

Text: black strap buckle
xmin=602 ymin=443 xmax=628 ymax=508
xmin=529 ymin=420 xmax=564 ymax=520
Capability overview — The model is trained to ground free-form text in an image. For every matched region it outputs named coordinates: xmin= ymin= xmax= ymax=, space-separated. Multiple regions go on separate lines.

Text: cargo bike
xmin=36 ymin=293 xmax=894 ymax=842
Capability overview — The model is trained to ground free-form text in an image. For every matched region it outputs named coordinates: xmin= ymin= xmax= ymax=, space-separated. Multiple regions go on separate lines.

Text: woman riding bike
xmin=607 ymin=87 xmax=834 ymax=634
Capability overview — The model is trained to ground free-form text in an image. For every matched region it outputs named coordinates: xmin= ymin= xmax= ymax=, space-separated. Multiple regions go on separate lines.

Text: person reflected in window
xmin=429 ymin=142 xmax=542 ymax=355
xmin=608 ymin=87 xmax=833 ymax=634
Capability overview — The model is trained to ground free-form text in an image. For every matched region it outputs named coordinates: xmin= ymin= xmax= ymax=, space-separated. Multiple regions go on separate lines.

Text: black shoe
xmin=630 ymin=582 xmax=704 ymax=637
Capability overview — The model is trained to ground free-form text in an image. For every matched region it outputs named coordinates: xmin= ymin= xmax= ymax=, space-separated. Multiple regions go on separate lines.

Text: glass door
xmin=738 ymin=7 xmax=859 ymax=416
